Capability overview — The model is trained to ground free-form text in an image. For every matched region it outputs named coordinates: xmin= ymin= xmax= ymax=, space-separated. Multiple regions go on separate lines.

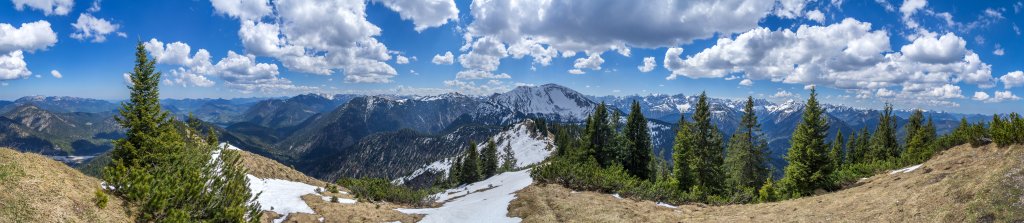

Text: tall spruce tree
xmin=779 ymin=87 xmax=832 ymax=197
xmin=623 ymin=100 xmax=653 ymax=180
xmin=905 ymin=109 xmax=924 ymax=145
xmin=828 ymin=130 xmax=844 ymax=171
xmin=868 ymin=103 xmax=900 ymax=162
xmin=688 ymin=92 xmax=725 ymax=196
xmin=672 ymin=113 xmax=694 ymax=192
xmin=851 ymin=126 xmax=871 ymax=164
xmin=500 ymin=144 xmax=517 ymax=171
xmin=903 ymin=110 xmax=934 ymax=163
xmin=724 ymin=96 xmax=770 ymax=191
xmin=459 ymin=141 xmax=481 ymax=184
xmin=481 ymin=140 xmax=499 ymax=177
xmin=584 ymin=103 xmax=616 ymax=167
xmin=448 ymin=155 xmax=463 ymax=185
xmin=103 ymin=42 xmax=259 ymax=222
xmin=845 ymin=132 xmax=857 ymax=165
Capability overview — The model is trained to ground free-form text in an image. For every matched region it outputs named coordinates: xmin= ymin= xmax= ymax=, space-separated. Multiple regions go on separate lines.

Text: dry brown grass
xmin=510 ymin=144 xmax=1024 ymax=222
xmin=0 ymin=148 xmax=133 ymax=223
xmin=238 ymin=150 xmax=330 ymax=187
xmin=258 ymin=190 xmax=422 ymax=223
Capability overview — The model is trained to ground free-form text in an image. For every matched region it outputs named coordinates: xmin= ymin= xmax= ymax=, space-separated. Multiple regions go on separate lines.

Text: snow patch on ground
xmin=612 ymin=193 xmax=623 ymax=199
xmin=320 ymin=196 xmax=357 ymax=204
xmin=247 ymin=174 xmax=335 ymax=222
xmin=889 ymin=164 xmax=923 ymax=174
xmin=656 ymin=202 xmax=678 ymax=209
xmin=397 ymin=170 xmax=533 ymax=223
xmin=219 ymin=142 xmax=242 ymax=151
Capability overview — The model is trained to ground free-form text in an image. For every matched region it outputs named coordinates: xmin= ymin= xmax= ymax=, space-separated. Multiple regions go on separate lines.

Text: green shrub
xmin=831 ymin=160 xmax=903 ymax=188
xmin=93 ymin=189 xmax=109 ymax=209
xmin=327 ymin=184 xmax=340 ymax=194
xmin=338 ymin=178 xmax=433 ymax=206
xmin=330 ymin=196 xmax=339 ymax=203
xmin=532 ymin=157 xmax=693 ymax=205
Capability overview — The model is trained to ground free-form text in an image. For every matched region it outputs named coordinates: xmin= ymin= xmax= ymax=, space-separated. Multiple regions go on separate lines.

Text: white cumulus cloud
xmin=49 ymin=69 xmax=61 ymax=78
xmin=739 ymin=79 xmax=753 ymax=86
xmin=395 ymin=55 xmax=410 ymax=64
xmin=461 ymin=0 xmax=781 ymax=77
xmin=432 ymin=51 xmax=454 ymax=65
xmin=70 ymin=14 xmax=122 ymax=42
xmin=0 ymin=21 xmax=57 ymax=82
xmin=663 ymin=18 xmax=994 ymax=106
xmin=638 ymin=57 xmax=656 ymax=72
xmin=210 ymin=0 xmax=272 ymax=20
xmin=0 ymin=20 xmax=58 ymax=53
xmin=0 ymin=51 xmax=31 ymax=80
xmin=12 ymin=0 xmax=73 ymax=16
xmin=974 ymin=90 xmax=1021 ymax=103
xmin=217 ymin=0 xmax=398 ymax=83
xmin=1000 ymin=71 xmax=1024 ymax=89
xmin=372 ymin=0 xmax=458 ymax=32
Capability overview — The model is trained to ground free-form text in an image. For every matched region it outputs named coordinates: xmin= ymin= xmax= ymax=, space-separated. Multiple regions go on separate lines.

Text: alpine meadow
xmin=2 ymin=0 xmax=1024 ymax=222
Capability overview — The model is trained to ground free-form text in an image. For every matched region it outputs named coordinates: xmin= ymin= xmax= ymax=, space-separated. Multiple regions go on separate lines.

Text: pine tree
xmin=448 ymin=155 xmax=463 ymax=185
xmin=610 ymin=110 xmax=629 ymax=166
xmin=828 ymin=130 xmax=844 ymax=172
xmin=459 ymin=141 xmax=481 ymax=184
xmin=623 ymin=100 xmax=653 ymax=180
xmin=584 ymin=103 xmax=616 ymax=167
xmin=779 ymin=87 xmax=832 ymax=197
xmin=757 ymin=177 xmax=778 ymax=203
xmin=689 ymin=92 xmax=725 ymax=196
xmin=905 ymin=109 xmax=924 ymax=145
xmin=103 ymin=42 xmax=259 ymax=222
xmin=500 ymin=144 xmax=517 ymax=171
xmin=845 ymin=132 xmax=857 ymax=165
xmin=724 ymin=96 xmax=770 ymax=192
xmin=672 ymin=113 xmax=694 ymax=192
xmin=852 ymin=127 xmax=871 ymax=164
xmin=904 ymin=110 xmax=936 ymax=163
xmin=481 ymin=140 xmax=499 ymax=177
xmin=868 ymin=103 xmax=900 ymax=162
xmin=107 ymin=42 xmax=179 ymax=175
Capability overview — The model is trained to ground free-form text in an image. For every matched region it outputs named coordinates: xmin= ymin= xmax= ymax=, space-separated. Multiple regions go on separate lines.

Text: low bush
xmin=337 ymin=178 xmax=433 ymax=206
xmin=532 ymin=157 xmax=697 ymax=205
xmin=93 ymin=188 xmax=109 ymax=209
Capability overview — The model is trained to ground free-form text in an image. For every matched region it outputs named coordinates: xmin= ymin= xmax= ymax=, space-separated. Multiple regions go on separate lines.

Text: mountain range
xmin=0 ymin=84 xmax=992 ymax=181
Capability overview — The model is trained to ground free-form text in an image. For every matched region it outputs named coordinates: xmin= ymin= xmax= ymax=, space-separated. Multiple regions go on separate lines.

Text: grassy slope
xmin=0 ymin=148 xmax=132 ymax=223
xmin=510 ymin=144 xmax=1024 ymax=222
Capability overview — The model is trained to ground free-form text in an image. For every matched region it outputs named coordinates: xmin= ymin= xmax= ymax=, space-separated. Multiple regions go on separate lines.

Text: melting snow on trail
xmin=397 ymin=170 xmax=534 ymax=223
xmin=889 ymin=164 xmax=923 ymax=174
xmin=247 ymin=175 xmax=319 ymax=222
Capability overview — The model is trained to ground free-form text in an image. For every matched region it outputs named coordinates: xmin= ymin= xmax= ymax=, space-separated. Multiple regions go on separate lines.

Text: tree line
xmin=534 ymin=87 xmax=1021 ymax=205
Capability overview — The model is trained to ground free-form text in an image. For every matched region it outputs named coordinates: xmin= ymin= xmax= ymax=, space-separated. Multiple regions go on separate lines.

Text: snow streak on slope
xmin=394 ymin=121 xmax=554 ymax=184
xmin=393 ymin=158 xmax=453 ymax=185
xmin=484 ymin=122 xmax=555 ymax=168
xmin=397 ymin=170 xmax=534 ymax=223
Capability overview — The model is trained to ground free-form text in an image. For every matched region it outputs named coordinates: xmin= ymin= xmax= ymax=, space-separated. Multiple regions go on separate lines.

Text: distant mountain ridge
xmin=1 ymin=83 xmax=996 ymax=184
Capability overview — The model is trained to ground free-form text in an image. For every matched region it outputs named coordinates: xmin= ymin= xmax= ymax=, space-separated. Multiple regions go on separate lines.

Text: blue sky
xmin=0 ymin=0 xmax=1022 ymax=114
